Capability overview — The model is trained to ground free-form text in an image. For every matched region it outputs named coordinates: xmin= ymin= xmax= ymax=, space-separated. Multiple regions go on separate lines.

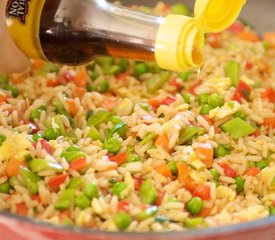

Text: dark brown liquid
xmin=39 ymin=0 xmax=155 ymax=65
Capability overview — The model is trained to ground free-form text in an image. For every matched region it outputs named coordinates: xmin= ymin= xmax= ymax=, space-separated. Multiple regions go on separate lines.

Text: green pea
xmin=96 ymin=57 xmax=113 ymax=67
xmin=126 ymin=153 xmax=141 ymax=163
xmin=88 ymin=126 xmax=102 ymax=141
xmin=155 ymin=216 xmax=167 ymax=223
xmin=112 ymin=182 xmax=127 ymax=199
xmin=208 ymin=93 xmax=224 ymax=107
xmin=184 ymin=217 xmax=204 ymax=229
xmin=89 ymin=70 xmax=99 ymax=81
xmin=105 ymin=65 xmax=122 ymax=75
xmin=104 ymin=138 xmax=122 ymax=154
xmin=167 ymin=161 xmax=178 ymax=176
xmin=55 ymin=189 xmax=75 ymax=211
xmin=214 ymin=144 xmax=233 ymax=158
xmin=116 ymin=59 xmax=128 ymax=72
xmin=83 ymin=183 xmax=99 ymax=199
xmin=135 ymin=206 xmax=158 ymax=221
xmin=67 ymin=177 xmax=84 ymax=189
xmin=234 ymin=110 xmax=247 ymax=120
xmin=114 ymin=213 xmax=132 ymax=230
xmin=209 ymin=169 xmax=220 ymax=181
xmin=178 ymin=71 xmax=192 ymax=81
xmin=139 ymin=178 xmax=157 ymax=205
xmin=235 ymin=176 xmax=245 ymax=193
xmin=111 ymin=122 xmax=128 ymax=138
xmin=186 ymin=197 xmax=203 ymax=215
xmin=5 ymin=85 xmax=19 ymax=97
xmin=0 ymin=182 xmax=11 ymax=194
xmin=97 ymin=80 xmax=110 ymax=93
xmin=134 ymin=62 xmax=149 ymax=78
xmin=269 ymin=206 xmax=275 ymax=216
xmin=198 ymin=94 xmax=210 ymax=105
xmin=183 ymin=93 xmax=192 ymax=104
xmin=75 ymin=195 xmax=91 ymax=209
xmin=0 ymin=135 xmax=7 ymax=146
xmin=87 ymin=84 xmax=97 ymax=92
xmin=32 ymin=133 xmax=43 ymax=142
xmin=44 ymin=128 xmax=59 ymax=141
xmin=171 ymin=3 xmax=191 ymax=16
xmin=24 ymin=154 xmax=33 ymax=162
xmin=200 ymin=104 xmax=214 ymax=115
xmin=256 ymin=160 xmax=268 ymax=170
xmin=248 ymin=161 xmax=256 ymax=168
xmin=30 ymin=105 xmax=46 ymax=122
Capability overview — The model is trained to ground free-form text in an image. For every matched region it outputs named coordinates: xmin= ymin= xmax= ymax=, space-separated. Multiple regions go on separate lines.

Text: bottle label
xmin=6 ymin=0 xmax=30 ymax=24
xmin=6 ymin=0 xmax=46 ymax=59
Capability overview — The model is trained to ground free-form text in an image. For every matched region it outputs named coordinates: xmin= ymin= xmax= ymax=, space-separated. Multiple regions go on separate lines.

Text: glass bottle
xmin=5 ymin=0 xmax=246 ymax=72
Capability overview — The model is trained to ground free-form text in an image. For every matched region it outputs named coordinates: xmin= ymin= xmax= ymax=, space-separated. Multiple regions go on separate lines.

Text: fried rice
xmin=0 ymin=2 xmax=275 ymax=232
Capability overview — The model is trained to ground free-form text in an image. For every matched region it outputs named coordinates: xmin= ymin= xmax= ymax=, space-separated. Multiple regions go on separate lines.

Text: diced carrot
xmin=218 ymin=163 xmax=237 ymax=178
xmin=264 ymin=118 xmax=275 ymax=128
xmin=245 ymin=62 xmax=254 ymax=70
xmin=58 ymin=210 xmax=72 ymax=221
xmin=189 ymin=81 xmax=202 ymax=95
xmin=116 ymin=72 xmax=129 ymax=81
xmin=195 ymin=143 xmax=214 ymax=168
xmin=232 ymin=80 xmax=252 ymax=103
xmin=102 ymin=96 xmax=117 ymax=111
xmin=0 ymin=95 xmax=7 ymax=105
xmin=193 ymin=184 xmax=211 ymax=201
xmin=73 ymin=68 xmax=88 ymax=87
xmin=246 ymin=167 xmax=260 ymax=176
xmin=134 ymin=176 xmax=143 ymax=191
xmin=262 ymin=88 xmax=275 ymax=103
xmin=33 ymin=139 xmax=55 ymax=155
xmin=69 ymin=157 xmax=87 ymax=172
xmin=198 ymin=207 xmax=212 ymax=217
xmin=109 ymin=152 xmax=128 ymax=166
xmin=47 ymin=77 xmax=62 ymax=87
xmin=227 ymin=21 xmax=245 ymax=33
xmin=251 ymin=129 xmax=261 ymax=138
xmin=75 ymin=87 xmax=87 ymax=98
xmin=31 ymin=194 xmax=41 ymax=202
xmin=118 ymin=200 xmax=130 ymax=212
xmin=7 ymin=159 xmax=27 ymax=177
xmin=184 ymin=176 xmax=197 ymax=192
xmin=177 ymin=162 xmax=190 ymax=183
xmin=169 ymin=77 xmax=181 ymax=92
xmin=263 ymin=32 xmax=275 ymax=47
xmin=207 ymin=33 xmax=222 ymax=48
xmin=47 ymin=174 xmax=69 ymax=191
xmin=32 ymin=59 xmax=45 ymax=71
xmin=161 ymin=96 xmax=176 ymax=106
xmin=154 ymin=134 xmax=170 ymax=152
xmin=155 ymin=164 xmax=173 ymax=178
xmin=238 ymin=30 xmax=259 ymax=42
xmin=66 ymin=99 xmax=78 ymax=117
xmin=16 ymin=203 xmax=28 ymax=216
xmin=154 ymin=192 xmax=164 ymax=206
xmin=149 ymin=98 xmax=161 ymax=109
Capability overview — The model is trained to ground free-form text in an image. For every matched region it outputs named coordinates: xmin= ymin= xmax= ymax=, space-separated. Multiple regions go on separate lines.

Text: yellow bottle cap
xmin=194 ymin=0 xmax=247 ymax=33
xmin=155 ymin=0 xmax=246 ymax=72
xmin=155 ymin=15 xmax=204 ymax=72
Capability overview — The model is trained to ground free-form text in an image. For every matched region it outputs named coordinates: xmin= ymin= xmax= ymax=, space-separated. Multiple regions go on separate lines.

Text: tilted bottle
xmin=5 ymin=0 xmax=246 ymax=72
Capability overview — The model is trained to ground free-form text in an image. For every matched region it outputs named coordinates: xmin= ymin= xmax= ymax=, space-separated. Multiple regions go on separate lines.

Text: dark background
xmin=119 ymin=0 xmax=274 ymax=34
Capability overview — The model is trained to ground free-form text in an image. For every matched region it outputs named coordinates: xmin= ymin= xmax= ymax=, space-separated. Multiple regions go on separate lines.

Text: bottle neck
xmin=40 ymin=0 xmax=163 ymax=63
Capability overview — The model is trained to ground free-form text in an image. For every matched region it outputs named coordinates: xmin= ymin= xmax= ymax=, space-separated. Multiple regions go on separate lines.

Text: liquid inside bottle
xmin=39 ymin=0 xmax=161 ymax=65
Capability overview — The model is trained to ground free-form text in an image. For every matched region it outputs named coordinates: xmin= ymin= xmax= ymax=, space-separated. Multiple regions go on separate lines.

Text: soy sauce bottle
xmin=6 ymin=0 xmax=246 ymax=72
